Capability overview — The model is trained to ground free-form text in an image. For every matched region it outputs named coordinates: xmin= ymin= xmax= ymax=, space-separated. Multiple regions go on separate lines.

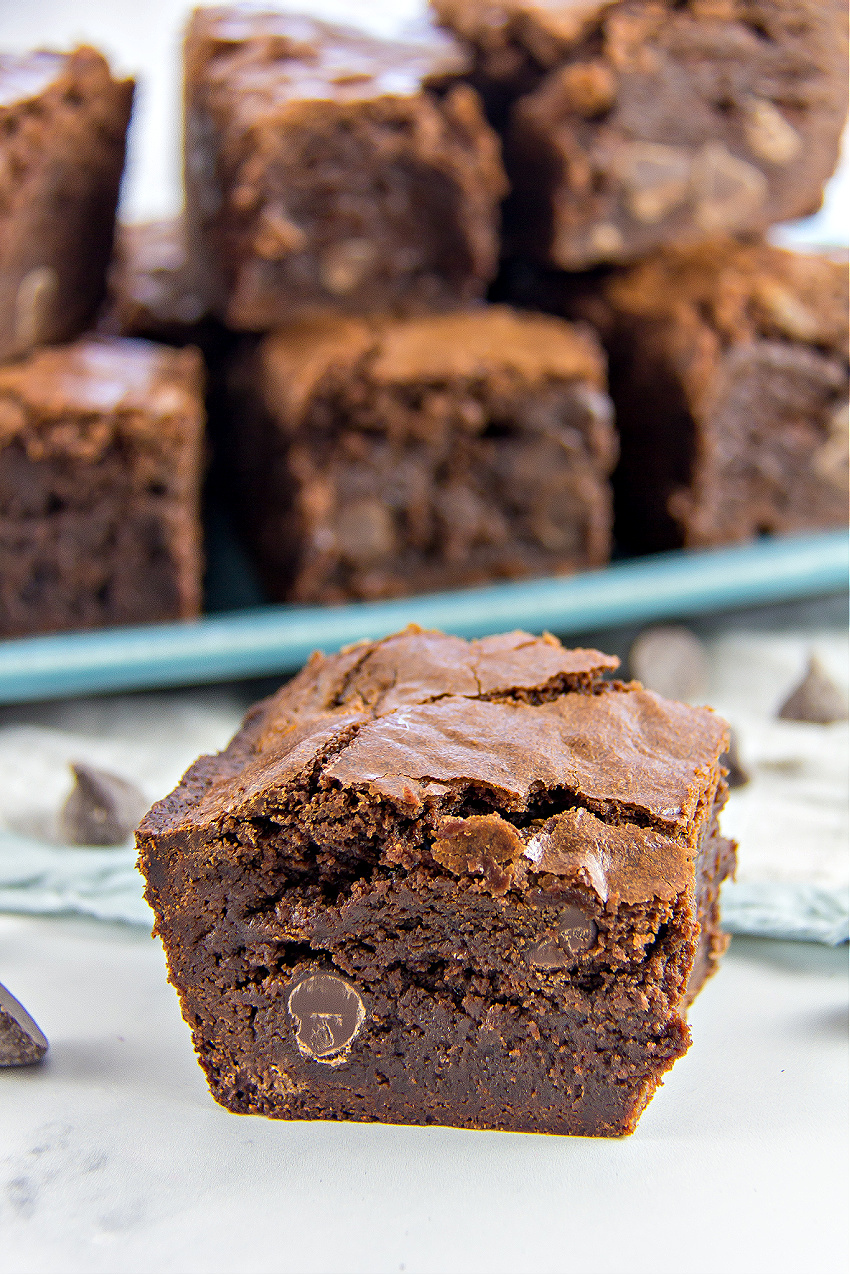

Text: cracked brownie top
xmin=186 ymin=6 xmax=470 ymax=117
xmin=140 ymin=628 xmax=729 ymax=909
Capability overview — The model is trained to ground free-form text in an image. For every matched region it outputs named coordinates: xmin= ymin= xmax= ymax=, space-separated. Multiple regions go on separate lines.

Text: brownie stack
xmin=1 ymin=3 xmax=847 ymax=633
xmin=445 ymin=0 xmax=849 ymax=553
xmin=166 ymin=0 xmax=844 ymax=603
xmin=0 ymin=48 xmax=206 ymax=638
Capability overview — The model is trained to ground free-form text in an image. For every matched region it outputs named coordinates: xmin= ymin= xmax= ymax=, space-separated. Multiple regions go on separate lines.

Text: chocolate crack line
xmin=413 ymin=678 xmax=609 ymax=707
xmin=321 ymin=765 xmax=694 ymax=841
xmin=329 ymin=668 xmax=611 ymax=718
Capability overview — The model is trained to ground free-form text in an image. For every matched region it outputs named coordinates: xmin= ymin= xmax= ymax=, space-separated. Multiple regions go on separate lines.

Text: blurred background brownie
xmin=0 ymin=336 xmax=205 ymax=637
xmin=601 ymin=241 xmax=849 ymax=552
xmin=184 ymin=7 xmax=507 ymax=328
xmin=230 ymin=305 xmax=617 ymax=602
xmin=0 ymin=47 xmax=134 ymax=364
xmin=104 ymin=217 xmax=208 ymax=343
xmin=433 ymin=0 xmax=848 ymax=268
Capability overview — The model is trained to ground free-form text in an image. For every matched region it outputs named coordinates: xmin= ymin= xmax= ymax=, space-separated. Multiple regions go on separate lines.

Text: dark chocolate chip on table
xmin=720 ymin=727 xmax=750 ymax=789
xmin=628 ymin=625 xmax=708 ymax=702
xmin=0 ymin=982 xmax=48 ymax=1066
xmin=59 ymin=762 xmax=149 ymax=846
xmin=777 ymin=654 xmax=849 ymax=724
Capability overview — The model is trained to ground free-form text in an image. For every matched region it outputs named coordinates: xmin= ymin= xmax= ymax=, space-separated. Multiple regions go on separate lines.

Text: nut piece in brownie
xmin=184 ymin=7 xmax=507 ymax=328
xmin=138 ymin=626 xmax=734 ymax=1136
xmin=231 ymin=305 xmax=617 ymax=602
xmin=0 ymin=336 xmax=205 ymax=637
xmin=432 ymin=0 xmax=848 ymax=268
xmin=0 ymin=47 xmax=134 ymax=363
xmin=104 ymin=218 xmax=208 ymax=343
xmin=599 ymin=240 xmax=849 ymax=552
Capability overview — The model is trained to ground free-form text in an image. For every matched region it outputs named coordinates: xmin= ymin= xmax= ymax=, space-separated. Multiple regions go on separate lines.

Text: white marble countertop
xmin=1 ymin=914 xmax=847 ymax=1274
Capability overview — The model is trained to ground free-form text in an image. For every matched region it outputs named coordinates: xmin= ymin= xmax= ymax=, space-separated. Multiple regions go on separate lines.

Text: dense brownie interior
xmin=0 ymin=47 xmax=134 ymax=362
xmin=0 ymin=337 xmax=205 ymax=637
xmin=184 ymin=8 xmax=506 ymax=327
xmin=232 ymin=307 xmax=617 ymax=601
xmin=138 ymin=628 xmax=734 ymax=1136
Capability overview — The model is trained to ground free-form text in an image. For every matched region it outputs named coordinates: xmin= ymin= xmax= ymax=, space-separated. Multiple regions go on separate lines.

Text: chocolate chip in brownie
xmin=286 ymin=971 xmax=365 ymax=1063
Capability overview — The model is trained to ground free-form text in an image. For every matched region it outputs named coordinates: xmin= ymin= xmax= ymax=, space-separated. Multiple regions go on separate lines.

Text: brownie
xmin=0 ymin=47 xmax=134 ymax=363
xmin=596 ymin=240 xmax=849 ymax=552
xmin=432 ymin=0 xmax=849 ymax=268
xmin=231 ymin=305 xmax=617 ymax=602
xmin=104 ymin=218 xmax=208 ymax=343
xmin=137 ymin=626 xmax=735 ymax=1136
xmin=0 ymin=336 xmax=205 ymax=637
xmin=183 ymin=7 xmax=507 ymax=328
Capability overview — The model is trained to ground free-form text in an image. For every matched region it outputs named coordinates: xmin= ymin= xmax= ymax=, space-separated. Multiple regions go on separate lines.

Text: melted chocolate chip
xmin=527 ymin=904 xmax=597 ymax=968
xmin=0 ymin=982 xmax=48 ymax=1066
xmin=287 ymin=972 xmax=365 ymax=1061
xmin=558 ymin=904 xmax=597 ymax=957
xmin=59 ymin=762 xmax=149 ymax=846
xmin=526 ymin=938 xmax=568 ymax=969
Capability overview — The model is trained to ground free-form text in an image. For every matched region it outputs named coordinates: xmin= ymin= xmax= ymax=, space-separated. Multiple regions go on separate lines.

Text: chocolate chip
xmin=287 ymin=971 xmax=365 ymax=1062
xmin=13 ymin=266 xmax=58 ymax=351
xmin=558 ymin=904 xmax=597 ymax=958
xmin=527 ymin=938 xmax=567 ymax=969
xmin=777 ymin=655 xmax=849 ymax=724
xmin=720 ymin=728 xmax=749 ymax=789
xmin=527 ymin=904 xmax=597 ymax=968
xmin=629 ymin=625 xmax=707 ymax=702
xmin=336 ymin=500 xmax=396 ymax=567
xmin=618 ymin=141 xmax=691 ymax=224
xmin=742 ymin=97 xmax=801 ymax=166
xmin=691 ymin=141 xmax=767 ymax=232
xmin=59 ymin=762 xmax=149 ymax=846
xmin=0 ymin=982 xmax=48 ymax=1067
xmin=320 ymin=238 xmax=377 ymax=294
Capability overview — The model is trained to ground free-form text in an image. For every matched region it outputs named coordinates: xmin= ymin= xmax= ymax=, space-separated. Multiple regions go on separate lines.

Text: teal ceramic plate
xmin=0 ymin=529 xmax=846 ymax=704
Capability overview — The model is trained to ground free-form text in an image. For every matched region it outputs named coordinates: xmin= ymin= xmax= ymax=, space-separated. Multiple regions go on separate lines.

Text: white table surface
xmin=1 ymin=914 xmax=847 ymax=1275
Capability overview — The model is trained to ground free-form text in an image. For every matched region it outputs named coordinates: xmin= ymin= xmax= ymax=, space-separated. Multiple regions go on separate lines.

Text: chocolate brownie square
xmin=137 ymin=626 xmax=735 ymax=1136
xmin=183 ymin=7 xmax=507 ymax=328
xmin=104 ymin=218 xmax=208 ymax=343
xmin=598 ymin=240 xmax=849 ymax=552
xmin=433 ymin=0 xmax=848 ymax=268
xmin=231 ymin=305 xmax=617 ymax=602
xmin=0 ymin=336 xmax=205 ymax=637
xmin=0 ymin=47 xmax=134 ymax=363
